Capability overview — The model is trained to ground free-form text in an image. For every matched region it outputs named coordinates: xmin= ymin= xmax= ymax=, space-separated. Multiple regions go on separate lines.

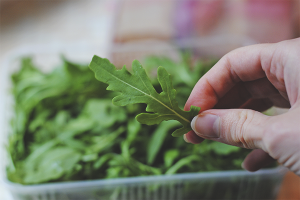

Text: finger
xmin=191 ymin=109 xmax=270 ymax=149
xmin=240 ymin=96 xmax=290 ymax=112
xmin=269 ymin=94 xmax=291 ymax=108
xmin=185 ymin=43 xmax=275 ymax=112
xmin=213 ymin=83 xmax=252 ymax=109
xmin=214 ymin=77 xmax=281 ymax=109
xmin=242 ymin=149 xmax=275 ymax=172
xmin=239 ymin=98 xmax=273 ymax=112
xmin=184 ymin=131 xmax=205 ymax=144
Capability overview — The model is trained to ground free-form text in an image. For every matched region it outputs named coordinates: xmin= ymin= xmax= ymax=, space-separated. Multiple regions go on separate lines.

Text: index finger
xmin=184 ymin=43 xmax=275 ymax=112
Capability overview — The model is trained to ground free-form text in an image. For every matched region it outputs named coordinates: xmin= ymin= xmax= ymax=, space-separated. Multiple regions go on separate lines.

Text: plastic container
xmin=0 ymin=40 xmax=287 ymax=200
xmin=3 ymin=168 xmax=287 ymax=200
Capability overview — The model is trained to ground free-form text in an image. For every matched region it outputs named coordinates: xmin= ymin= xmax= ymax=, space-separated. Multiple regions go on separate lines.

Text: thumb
xmin=191 ymin=109 xmax=270 ymax=149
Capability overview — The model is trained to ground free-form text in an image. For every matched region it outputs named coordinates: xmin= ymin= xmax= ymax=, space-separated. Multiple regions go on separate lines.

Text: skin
xmin=184 ymin=38 xmax=300 ymax=175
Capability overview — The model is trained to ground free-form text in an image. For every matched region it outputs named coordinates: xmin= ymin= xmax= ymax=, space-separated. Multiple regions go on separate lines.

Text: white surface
xmin=0 ymin=1 xmax=116 ymax=199
xmin=0 ymin=0 xmax=117 ymax=66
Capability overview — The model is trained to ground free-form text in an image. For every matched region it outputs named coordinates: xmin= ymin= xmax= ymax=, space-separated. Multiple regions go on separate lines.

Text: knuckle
xmin=226 ymin=110 xmax=256 ymax=149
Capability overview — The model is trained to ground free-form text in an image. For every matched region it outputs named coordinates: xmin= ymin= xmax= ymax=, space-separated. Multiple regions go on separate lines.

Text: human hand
xmin=184 ymin=38 xmax=300 ymax=175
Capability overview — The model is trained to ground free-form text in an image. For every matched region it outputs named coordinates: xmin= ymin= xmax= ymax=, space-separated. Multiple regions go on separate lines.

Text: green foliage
xmin=89 ymin=56 xmax=200 ymax=137
xmin=7 ymin=53 xmax=251 ymax=185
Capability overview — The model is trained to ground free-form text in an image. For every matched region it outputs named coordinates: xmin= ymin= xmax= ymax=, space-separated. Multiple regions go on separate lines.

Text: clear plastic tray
xmin=0 ymin=40 xmax=287 ymax=200
xmin=3 ymin=168 xmax=286 ymax=200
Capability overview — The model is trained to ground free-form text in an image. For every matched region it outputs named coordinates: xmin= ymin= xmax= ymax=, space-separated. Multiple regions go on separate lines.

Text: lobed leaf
xmin=89 ymin=56 xmax=200 ymax=137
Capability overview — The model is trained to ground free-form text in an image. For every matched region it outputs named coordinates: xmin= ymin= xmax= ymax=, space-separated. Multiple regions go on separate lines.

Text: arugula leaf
xmin=165 ymin=155 xmax=200 ymax=175
xmin=147 ymin=121 xmax=179 ymax=165
xmin=210 ymin=142 xmax=240 ymax=156
xmin=24 ymin=147 xmax=82 ymax=184
xmin=89 ymin=56 xmax=200 ymax=137
xmin=164 ymin=149 xmax=180 ymax=168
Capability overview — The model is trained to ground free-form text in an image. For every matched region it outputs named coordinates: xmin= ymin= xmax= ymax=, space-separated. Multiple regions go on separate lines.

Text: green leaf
xmin=210 ymin=142 xmax=241 ymax=156
xmin=86 ymin=126 xmax=125 ymax=154
xmin=147 ymin=121 xmax=179 ymax=164
xmin=164 ymin=149 xmax=180 ymax=168
xmin=24 ymin=147 xmax=81 ymax=184
xmin=93 ymin=154 xmax=114 ymax=170
xmin=83 ymin=99 xmax=127 ymax=127
xmin=108 ymin=155 xmax=161 ymax=178
xmin=89 ymin=56 xmax=200 ymax=137
xmin=165 ymin=155 xmax=200 ymax=175
xmin=126 ymin=118 xmax=141 ymax=143
xmin=24 ymin=140 xmax=58 ymax=171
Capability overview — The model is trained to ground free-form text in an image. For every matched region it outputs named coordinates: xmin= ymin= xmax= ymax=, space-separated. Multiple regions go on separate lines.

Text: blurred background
xmin=1 ymin=0 xmax=300 ymax=199
xmin=1 ymin=0 xmax=300 ymax=63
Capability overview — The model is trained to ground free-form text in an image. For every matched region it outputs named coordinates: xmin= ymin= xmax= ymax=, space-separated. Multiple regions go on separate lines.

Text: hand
xmin=184 ymin=38 xmax=300 ymax=175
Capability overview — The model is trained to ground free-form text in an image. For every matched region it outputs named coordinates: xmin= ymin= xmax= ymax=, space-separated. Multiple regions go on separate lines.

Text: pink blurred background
xmin=114 ymin=0 xmax=297 ymax=44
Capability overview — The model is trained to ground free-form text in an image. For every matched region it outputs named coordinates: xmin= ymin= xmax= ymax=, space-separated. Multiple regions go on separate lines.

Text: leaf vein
xmin=107 ymin=70 xmax=189 ymax=123
xmin=137 ymin=73 xmax=151 ymax=95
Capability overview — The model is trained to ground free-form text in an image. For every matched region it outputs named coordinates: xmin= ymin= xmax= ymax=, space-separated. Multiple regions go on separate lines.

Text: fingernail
xmin=191 ymin=114 xmax=220 ymax=138
xmin=183 ymin=134 xmax=190 ymax=143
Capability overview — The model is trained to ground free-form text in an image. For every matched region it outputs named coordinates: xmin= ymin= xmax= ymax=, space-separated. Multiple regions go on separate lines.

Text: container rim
xmin=1 ymin=166 xmax=287 ymax=194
